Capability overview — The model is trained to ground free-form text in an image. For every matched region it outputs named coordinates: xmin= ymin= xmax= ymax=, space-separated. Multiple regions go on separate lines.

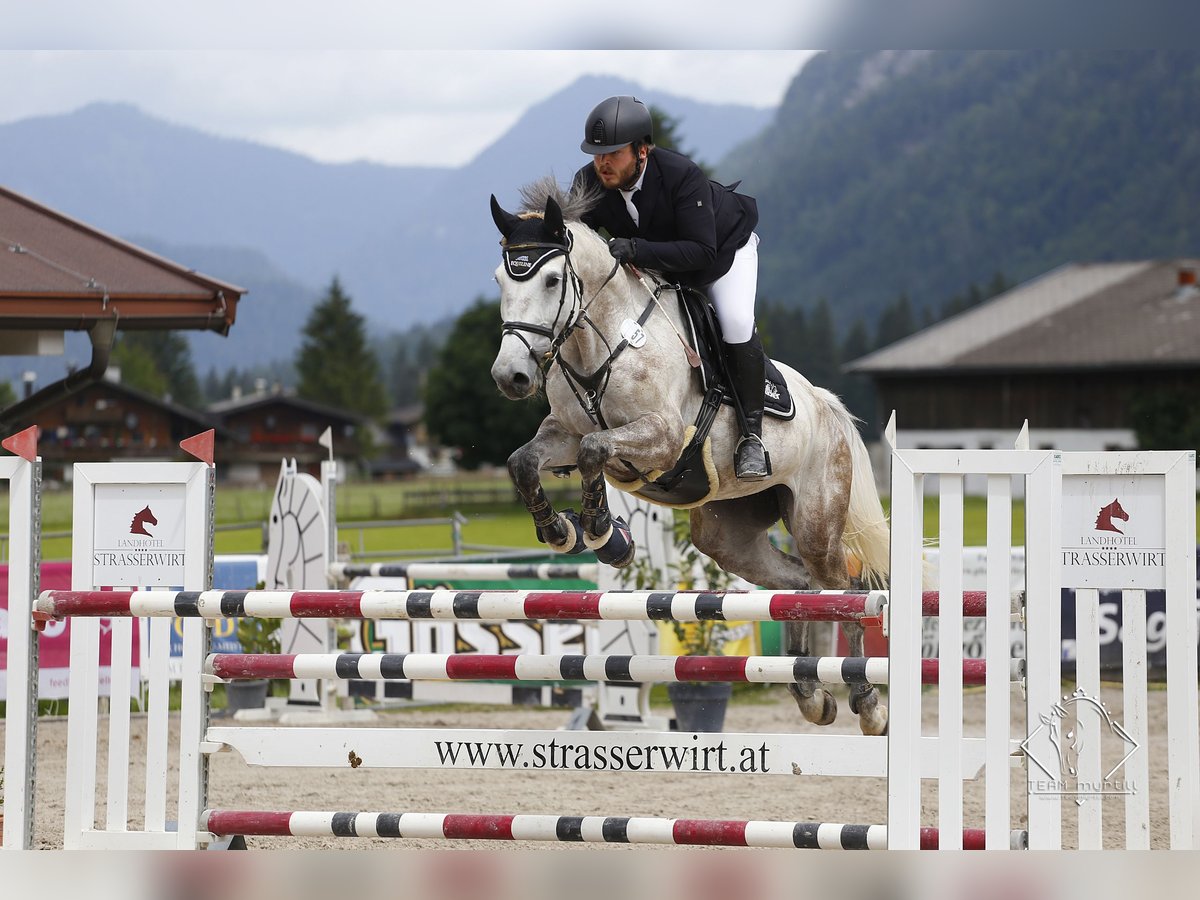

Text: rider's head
xmin=581 ymin=95 xmax=653 ymax=191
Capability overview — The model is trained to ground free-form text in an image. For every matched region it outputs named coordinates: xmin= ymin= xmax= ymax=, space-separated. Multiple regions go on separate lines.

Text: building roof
xmin=0 ymin=184 xmax=244 ymax=334
xmin=207 ymin=390 xmax=366 ymax=424
xmin=847 ymin=260 xmax=1200 ymax=374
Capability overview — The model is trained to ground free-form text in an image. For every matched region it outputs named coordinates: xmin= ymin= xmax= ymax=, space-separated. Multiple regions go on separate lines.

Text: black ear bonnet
xmin=502 ymin=224 xmax=574 ymax=281
xmin=491 ymin=194 xmax=572 ymax=281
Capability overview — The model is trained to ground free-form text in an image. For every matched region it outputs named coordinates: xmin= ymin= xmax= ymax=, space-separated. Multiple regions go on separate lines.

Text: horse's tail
xmin=821 ymin=390 xmax=890 ymax=589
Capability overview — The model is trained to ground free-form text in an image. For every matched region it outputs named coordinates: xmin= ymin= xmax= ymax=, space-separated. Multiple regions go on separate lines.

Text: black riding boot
xmin=725 ymin=334 xmax=770 ymax=480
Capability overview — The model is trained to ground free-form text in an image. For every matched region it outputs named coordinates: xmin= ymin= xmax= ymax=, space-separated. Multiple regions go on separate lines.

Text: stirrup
xmin=735 ymin=434 xmax=771 ymax=480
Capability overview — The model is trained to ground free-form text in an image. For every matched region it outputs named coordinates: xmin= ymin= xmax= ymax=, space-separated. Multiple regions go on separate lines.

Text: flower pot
xmin=224 ymin=679 xmax=270 ymax=714
xmin=668 ymin=681 xmax=732 ymax=733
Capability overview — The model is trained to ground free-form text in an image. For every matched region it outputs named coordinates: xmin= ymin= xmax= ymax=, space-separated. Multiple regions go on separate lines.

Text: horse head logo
xmin=1094 ymin=498 xmax=1128 ymax=534
xmin=1022 ymin=689 xmax=1140 ymax=802
xmin=130 ymin=505 xmax=158 ymax=537
xmin=1042 ymin=708 xmax=1082 ymax=779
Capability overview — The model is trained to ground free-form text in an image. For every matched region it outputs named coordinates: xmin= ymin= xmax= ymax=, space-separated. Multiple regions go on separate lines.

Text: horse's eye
xmin=545 ymin=273 xmax=561 ymax=288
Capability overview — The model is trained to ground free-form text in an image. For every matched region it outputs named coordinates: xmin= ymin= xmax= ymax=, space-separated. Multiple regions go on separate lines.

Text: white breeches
xmin=708 ymin=232 xmax=760 ymax=344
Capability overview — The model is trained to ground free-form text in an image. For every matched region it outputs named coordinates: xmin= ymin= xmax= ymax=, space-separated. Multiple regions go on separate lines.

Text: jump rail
xmin=200 ymin=809 xmax=1029 ymax=850
xmin=36 ymin=588 xmax=1019 ymax=622
xmin=329 ymin=562 xmax=600 ymax=581
xmin=205 ymin=652 xmax=1025 ymax=685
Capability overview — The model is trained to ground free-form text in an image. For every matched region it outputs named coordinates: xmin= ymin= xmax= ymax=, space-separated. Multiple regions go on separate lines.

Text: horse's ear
xmin=544 ymin=196 xmax=566 ymax=244
xmin=490 ymin=194 xmax=520 ymax=238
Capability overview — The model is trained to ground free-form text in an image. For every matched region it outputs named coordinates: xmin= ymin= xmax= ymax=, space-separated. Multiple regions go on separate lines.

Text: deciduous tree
xmin=424 ymin=298 xmax=548 ymax=470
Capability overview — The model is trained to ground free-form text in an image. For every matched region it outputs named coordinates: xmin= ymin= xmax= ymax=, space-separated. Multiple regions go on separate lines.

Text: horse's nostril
xmin=512 ymin=372 xmax=531 ymax=390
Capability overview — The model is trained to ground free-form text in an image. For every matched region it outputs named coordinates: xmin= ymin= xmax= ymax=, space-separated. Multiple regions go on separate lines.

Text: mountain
xmin=0 ymin=102 xmax=451 ymax=294
xmin=0 ymin=79 xmax=773 ymax=332
xmin=719 ymin=50 xmax=1200 ymax=328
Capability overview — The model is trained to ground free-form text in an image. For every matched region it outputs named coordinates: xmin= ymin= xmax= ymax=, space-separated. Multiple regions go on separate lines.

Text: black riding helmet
xmin=580 ymin=95 xmax=653 ymax=154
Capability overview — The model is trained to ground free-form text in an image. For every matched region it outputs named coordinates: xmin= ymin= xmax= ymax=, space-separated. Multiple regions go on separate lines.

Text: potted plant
xmin=226 ymin=614 xmax=282 ymax=714
xmin=630 ymin=515 xmax=737 ymax=733
xmin=666 ymin=616 xmax=734 ymax=733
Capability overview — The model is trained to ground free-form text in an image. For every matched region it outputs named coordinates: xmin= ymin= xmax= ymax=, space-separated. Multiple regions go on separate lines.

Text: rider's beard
xmin=596 ymin=154 xmax=641 ymax=190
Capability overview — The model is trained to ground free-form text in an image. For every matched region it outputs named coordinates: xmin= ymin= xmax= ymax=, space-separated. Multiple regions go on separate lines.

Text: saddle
xmin=607 ymin=284 xmax=794 ymax=508
xmin=678 ymin=293 xmax=795 ymax=421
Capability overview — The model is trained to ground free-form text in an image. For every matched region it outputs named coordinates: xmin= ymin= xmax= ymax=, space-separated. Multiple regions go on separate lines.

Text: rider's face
xmin=592 ymin=144 xmax=644 ymax=190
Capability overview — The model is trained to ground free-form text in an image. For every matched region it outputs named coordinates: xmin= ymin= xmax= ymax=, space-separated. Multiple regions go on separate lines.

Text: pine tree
xmin=875 ymin=293 xmax=916 ymax=349
xmin=294 ymin=278 xmax=387 ymax=418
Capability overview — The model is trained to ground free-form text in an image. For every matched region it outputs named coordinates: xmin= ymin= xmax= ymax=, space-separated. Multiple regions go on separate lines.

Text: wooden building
xmin=22 ymin=376 xmax=226 ymax=482
xmin=207 ymin=390 xmax=366 ymax=483
xmin=846 ymin=260 xmax=1200 ymax=451
xmin=0 ymin=184 xmax=244 ymax=435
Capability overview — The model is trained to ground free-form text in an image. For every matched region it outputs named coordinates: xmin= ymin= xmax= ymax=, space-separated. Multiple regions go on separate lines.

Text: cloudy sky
xmin=2 ymin=2 xmax=821 ymax=167
xmin=0 ymin=50 xmax=814 ymax=167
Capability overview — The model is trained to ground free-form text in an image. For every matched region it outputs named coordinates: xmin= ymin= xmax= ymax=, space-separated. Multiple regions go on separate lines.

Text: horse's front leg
xmin=576 ymin=413 xmax=684 ymax=568
xmin=508 ymin=417 xmax=585 ymax=554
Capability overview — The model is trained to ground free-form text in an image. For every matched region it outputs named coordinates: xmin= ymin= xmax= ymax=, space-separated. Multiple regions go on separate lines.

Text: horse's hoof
xmin=817 ymin=691 xmax=838 ymax=726
xmin=547 ymin=511 xmax=586 ymax=556
xmin=789 ymin=685 xmax=837 ymax=726
xmin=860 ymin=704 xmax=888 ymax=737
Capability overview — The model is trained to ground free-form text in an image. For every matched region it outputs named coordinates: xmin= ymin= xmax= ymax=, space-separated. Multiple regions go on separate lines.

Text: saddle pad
xmin=677 ymin=296 xmax=795 ymax=420
xmin=607 ymin=425 xmax=719 ymax=509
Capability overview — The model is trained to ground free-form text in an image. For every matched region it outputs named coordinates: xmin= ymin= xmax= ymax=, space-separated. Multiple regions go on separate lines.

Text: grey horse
xmin=488 ymin=177 xmax=891 ymax=735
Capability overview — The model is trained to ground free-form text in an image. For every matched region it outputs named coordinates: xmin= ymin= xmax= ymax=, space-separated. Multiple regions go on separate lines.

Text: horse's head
xmin=138 ymin=505 xmax=159 ymax=526
xmin=488 ymin=192 xmax=576 ymax=400
xmin=1107 ymin=498 xmax=1129 ymax=522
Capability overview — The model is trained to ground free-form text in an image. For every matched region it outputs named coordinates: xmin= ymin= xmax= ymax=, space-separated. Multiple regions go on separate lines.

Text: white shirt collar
xmin=618 ymin=164 xmax=647 ymax=198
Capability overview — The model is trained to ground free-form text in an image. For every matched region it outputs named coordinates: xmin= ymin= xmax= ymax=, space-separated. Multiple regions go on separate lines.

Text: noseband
xmin=499 ymin=231 xmax=587 ymax=369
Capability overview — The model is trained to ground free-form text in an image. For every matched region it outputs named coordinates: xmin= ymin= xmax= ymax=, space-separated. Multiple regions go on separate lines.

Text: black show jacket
xmin=573 ymin=147 xmax=759 ymax=289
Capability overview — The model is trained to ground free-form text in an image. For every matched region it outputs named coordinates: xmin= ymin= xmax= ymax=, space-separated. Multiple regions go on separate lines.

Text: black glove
xmin=607 ymin=237 xmax=637 ymax=263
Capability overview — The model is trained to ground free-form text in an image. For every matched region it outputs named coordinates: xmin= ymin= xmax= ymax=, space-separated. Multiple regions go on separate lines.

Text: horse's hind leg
xmin=843 ymin=619 xmax=888 ymax=735
xmin=784 ymin=621 xmax=838 ymax=727
xmin=781 ymin=464 xmax=888 ymax=736
xmin=688 ymin=494 xmax=837 ymax=728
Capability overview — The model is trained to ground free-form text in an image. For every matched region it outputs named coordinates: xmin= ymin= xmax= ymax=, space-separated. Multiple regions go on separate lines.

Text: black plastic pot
xmin=667 ymin=681 xmax=732 ymax=733
xmin=224 ymin=679 xmax=270 ymax=714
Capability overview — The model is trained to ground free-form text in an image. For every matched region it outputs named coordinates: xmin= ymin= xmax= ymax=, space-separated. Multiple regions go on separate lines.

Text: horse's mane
xmin=517 ymin=175 xmax=603 ymax=222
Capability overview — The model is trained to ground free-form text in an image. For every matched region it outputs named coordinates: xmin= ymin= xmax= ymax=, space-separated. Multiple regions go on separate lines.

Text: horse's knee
xmin=507 ymin=447 xmax=539 ymax=489
xmin=577 ymin=434 xmax=610 ymax=475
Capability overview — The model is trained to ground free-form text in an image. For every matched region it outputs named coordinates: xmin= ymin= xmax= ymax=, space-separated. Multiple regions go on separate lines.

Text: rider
xmin=572 ymin=95 xmax=768 ymax=480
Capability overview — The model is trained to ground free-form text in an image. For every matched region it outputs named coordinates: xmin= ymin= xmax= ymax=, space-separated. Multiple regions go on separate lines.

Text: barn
xmin=847 ymin=259 xmax=1200 ymax=452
